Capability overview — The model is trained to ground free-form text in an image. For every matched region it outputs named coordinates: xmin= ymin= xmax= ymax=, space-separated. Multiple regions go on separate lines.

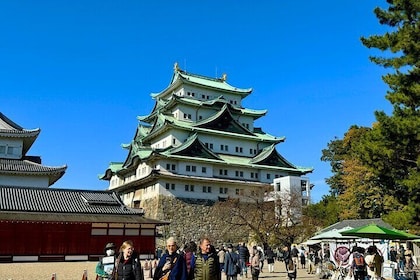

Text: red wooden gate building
xmin=0 ymin=186 xmax=168 ymax=262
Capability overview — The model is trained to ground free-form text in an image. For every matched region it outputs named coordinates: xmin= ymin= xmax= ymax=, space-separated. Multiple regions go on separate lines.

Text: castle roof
xmin=0 ymin=159 xmax=67 ymax=185
xmin=138 ymin=95 xmax=267 ymax=124
xmin=151 ymin=64 xmax=252 ymax=99
xmin=0 ymin=112 xmax=40 ymax=155
xmin=0 ymin=185 xmax=168 ymax=224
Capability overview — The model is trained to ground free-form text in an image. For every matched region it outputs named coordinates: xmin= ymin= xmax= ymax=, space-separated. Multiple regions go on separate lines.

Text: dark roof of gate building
xmin=0 ymin=185 xmax=169 ymax=225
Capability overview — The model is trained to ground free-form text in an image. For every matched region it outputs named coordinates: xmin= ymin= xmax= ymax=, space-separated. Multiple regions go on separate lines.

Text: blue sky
xmin=1 ymin=1 xmax=392 ymax=202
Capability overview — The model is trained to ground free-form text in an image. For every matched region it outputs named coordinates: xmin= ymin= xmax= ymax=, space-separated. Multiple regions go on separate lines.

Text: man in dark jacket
xmin=194 ymin=238 xmax=221 ymax=280
xmin=154 ymin=237 xmax=188 ymax=280
xmin=283 ymin=246 xmax=291 ymax=270
xmin=238 ymin=242 xmax=250 ymax=277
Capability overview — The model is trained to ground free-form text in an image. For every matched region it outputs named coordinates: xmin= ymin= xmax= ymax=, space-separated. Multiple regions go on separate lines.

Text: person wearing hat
xmin=96 ymin=242 xmax=116 ymax=280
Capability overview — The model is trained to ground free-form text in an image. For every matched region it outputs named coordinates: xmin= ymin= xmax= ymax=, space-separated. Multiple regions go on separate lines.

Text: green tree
xmin=360 ymin=0 xmax=420 ymax=229
xmin=322 ymin=0 xmax=420 ymax=230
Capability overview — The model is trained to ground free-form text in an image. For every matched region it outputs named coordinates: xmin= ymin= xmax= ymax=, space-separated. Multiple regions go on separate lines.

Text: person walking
xmin=113 ymin=240 xmax=144 ymax=280
xmin=290 ymin=245 xmax=299 ymax=267
xmin=183 ymin=241 xmax=197 ymax=280
xmin=238 ymin=242 xmax=250 ymax=278
xmin=282 ymin=246 xmax=291 ymax=270
xmin=224 ymin=244 xmax=240 ymax=280
xmin=194 ymin=237 xmax=221 ymax=280
xmin=350 ymin=246 xmax=367 ymax=280
xmin=250 ymin=246 xmax=260 ymax=280
xmin=154 ymin=237 xmax=188 ymax=280
xmin=265 ymin=247 xmax=275 ymax=273
xmin=365 ymin=245 xmax=383 ymax=280
xmin=217 ymin=245 xmax=226 ymax=273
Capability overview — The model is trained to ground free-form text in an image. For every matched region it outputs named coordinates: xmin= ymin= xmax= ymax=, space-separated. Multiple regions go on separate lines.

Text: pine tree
xmin=360 ymin=0 xmax=420 ymax=229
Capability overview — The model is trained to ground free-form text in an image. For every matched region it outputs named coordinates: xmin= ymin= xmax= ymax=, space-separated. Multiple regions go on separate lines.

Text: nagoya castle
xmin=101 ymin=63 xmax=313 ymax=241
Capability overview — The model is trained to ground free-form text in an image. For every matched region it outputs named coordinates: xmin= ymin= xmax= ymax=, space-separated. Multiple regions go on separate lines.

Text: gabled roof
xmin=151 ymin=64 xmax=252 ymax=99
xmin=0 ymin=158 xmax=67 ymax=186
xmin=0 ymin=112 xmax=40 ymax=155
xmin=160 ymin=94 xmax=267 ymax=120
xmin=0 ymin=185 xmax=169 ymax=225
xmin=250 ymin=144 xmax=313 ymax=174
xmin=164 ymin=133 xmax=221 ymax=160
xmin=195 ymin=105 xmax=255 ymax=136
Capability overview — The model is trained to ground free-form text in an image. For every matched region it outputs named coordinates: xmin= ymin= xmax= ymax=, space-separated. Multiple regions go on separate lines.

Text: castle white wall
xmin=0 ymin=175 xmax=49 ymax=188
xmin=0 ymin=138 xmax=23 ymax=159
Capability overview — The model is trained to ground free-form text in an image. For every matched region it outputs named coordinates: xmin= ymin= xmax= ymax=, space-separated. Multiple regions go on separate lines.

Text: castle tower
xmin=101 ymin=65 xmax=313 ymax=212
xmin=0 ymin=112 xmax=66 ymax=188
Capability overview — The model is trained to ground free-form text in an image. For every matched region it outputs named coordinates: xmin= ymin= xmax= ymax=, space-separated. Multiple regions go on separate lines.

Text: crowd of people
xmin=94 ymin=238 xmax=310 ymax=280
xmin=94 ymin=238 xmax=417 ymax=280
xmin=344 ymin=244 xmax=418 ymax=280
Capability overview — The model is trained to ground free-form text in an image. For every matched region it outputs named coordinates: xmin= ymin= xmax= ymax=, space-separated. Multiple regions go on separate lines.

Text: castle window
xmin=165 ymin=183 xmax=170 ymax=190
xmin=219 ymin=169 xmax=228 ymax=176
xmin=267 ymin=174 xmax=271 ymax=180
xmin=202 ymin=167 xmax=206 ymax=173
xmin=219 ymin=187 xmax=228 ymax=194
xmin=7 ymin=146 xmax=15 ymax=155
xmin=185 ymin=185 xmax=195 ymax=192
xmin=186 ymin=165 xmax=191 ymax=172
xmin=203 ymin=186 xmax=212 ymax=193
xmin=192 ymin=166 xmax=196 ymax=172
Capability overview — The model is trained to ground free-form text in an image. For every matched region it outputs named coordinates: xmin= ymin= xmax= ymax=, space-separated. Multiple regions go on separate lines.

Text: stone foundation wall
xmin=141 ymin=196 xmax=248 ymax=248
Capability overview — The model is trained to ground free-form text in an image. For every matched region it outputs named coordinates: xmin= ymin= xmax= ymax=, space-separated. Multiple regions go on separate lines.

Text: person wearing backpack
xmin=224 ymin=244 xmax=240 ymax=280
xmin=350 ymin=246 xmax=367 ymax=280
xmin=365 ymin=245 xmax=383 ymax=280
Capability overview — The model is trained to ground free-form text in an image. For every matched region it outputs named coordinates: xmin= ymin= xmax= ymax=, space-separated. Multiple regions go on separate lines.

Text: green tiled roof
xmin=140 ymin=113 xmax=283 ymax=144
xmin=152 ymin=66 xmax=252 ymax=98
xmin=107 ymin=162 xmax=124 ymax=172
xmin=177 ymin=70 xmax=252 ymax=94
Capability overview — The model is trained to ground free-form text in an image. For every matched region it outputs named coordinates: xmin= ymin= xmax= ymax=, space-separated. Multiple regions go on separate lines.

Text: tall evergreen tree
xmin=360 ymin=0 xmax=420 ymax=229
xmin=322 ymin=0 xmax=419 ymax=230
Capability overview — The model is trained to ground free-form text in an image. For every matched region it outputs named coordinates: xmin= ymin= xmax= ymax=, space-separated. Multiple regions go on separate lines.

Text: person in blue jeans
xmin=237 ymin=243 xmax=250 ymax=277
